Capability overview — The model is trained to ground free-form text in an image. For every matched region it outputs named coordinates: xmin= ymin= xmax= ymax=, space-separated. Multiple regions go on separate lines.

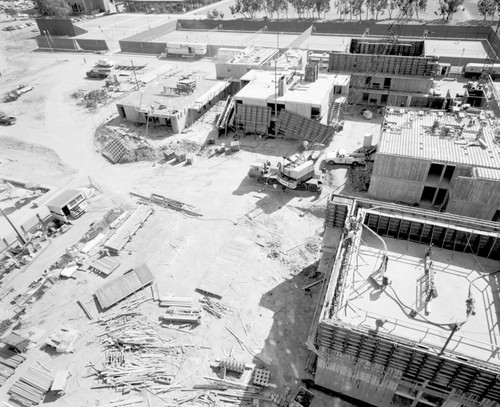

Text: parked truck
xmin=324 ymin=149 xmax=367 ymax=167
xmin=4 ymin=84 xmax=33 ymax=102
xmin=86 ymin=69 xmax=110 ymax=79
xmin=248 ymin=159 xmax=322 ymax=193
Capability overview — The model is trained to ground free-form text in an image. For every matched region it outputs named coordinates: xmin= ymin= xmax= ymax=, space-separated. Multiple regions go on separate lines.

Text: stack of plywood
xmin=8 ymin=367 xmax=53 ymax=407
xmin=0 ymin=347 xmax=26 ymax=385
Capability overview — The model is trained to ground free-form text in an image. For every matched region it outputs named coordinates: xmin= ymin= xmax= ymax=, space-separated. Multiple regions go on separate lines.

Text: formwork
xmin=329 ymin=53 xmax=439 ymax=76
xmin=325 ymin=195 xmax=500 ymax=260
xmin=315 ymin=194 xmax=500 ymax=407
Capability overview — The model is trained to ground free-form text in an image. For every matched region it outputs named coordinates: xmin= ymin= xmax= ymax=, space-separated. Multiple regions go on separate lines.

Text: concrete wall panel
xmin=76 ymin=38 xmax=109 ymax=51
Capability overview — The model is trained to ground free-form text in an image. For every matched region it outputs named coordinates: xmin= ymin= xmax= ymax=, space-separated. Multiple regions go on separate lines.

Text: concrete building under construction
xmin=309 ymin=195 xmax=500 ymax=407
xmin=116 ymin=73 xmax=231 ymax=134
xmin=368 ymin=108 xmax=500 ymax=221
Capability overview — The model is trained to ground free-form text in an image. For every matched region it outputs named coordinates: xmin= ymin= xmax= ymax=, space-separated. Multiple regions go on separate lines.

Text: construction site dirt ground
xmin=0 ymin=33 xmax=382 ymax=406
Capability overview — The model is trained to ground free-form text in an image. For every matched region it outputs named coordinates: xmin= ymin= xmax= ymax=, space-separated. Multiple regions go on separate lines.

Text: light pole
xmin=44 ymin=30 xmax=53 ymax=53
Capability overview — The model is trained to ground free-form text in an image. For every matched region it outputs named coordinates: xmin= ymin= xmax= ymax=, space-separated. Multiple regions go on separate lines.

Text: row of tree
xmin=230 ymin=0 xmax=467 ymax=21
xmin=477 ymin=0 xmax=500 ymax=20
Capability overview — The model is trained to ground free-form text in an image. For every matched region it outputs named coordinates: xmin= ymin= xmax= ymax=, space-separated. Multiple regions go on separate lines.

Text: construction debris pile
xmin=93 ymin=301 xmax=183 ymax=393
xmin=72 ymin=89 xmax=110 ymax=110
xmin=348 ymin=163 xmax=373 ymax=192
xmin=200 ymin=297 xmax=232 ymax=319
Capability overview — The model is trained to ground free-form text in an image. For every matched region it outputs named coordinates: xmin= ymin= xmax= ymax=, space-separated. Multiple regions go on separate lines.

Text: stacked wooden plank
xmin=8 ymin=367 xmax=53 ymax=407
xmin=129 ymin=192 xmax=202 ymax=217
xmin=161 ymin=307 xmax=202 ymax=324
xmin=89 ymin=256 xmax=120 ymax=276
xmin=200 ymin=297 xmax=232 ymax=319
xmin=158 ymin=296 xmax=194 ymax=308
xmin=95 ymin=264 xmax=155 ymax=309
xmin=0 ymin=347 xmax=26 ymax=385
xmin=103 ymin=205 xmax=153 ymax=254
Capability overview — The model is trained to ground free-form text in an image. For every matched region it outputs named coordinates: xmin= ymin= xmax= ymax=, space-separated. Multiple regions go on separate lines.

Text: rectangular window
xmin=390 ymin=394 xmax=413 ymax=406
xmin=434 ymin=188 xmax=448 ymax=206
xmin=384 ymin=78 xmax=392 ymax=88
xmin=420 ymin=186 xmax=437 ymax=205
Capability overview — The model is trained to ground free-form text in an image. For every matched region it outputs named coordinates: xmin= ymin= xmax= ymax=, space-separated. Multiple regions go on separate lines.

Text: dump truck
xmin=248 ymin=159 xmax=322 ymax=193
xmin=324 ymin=149 xmax=366 ymax=167
xmin=4 ymin=84 xmax=33 ymax=102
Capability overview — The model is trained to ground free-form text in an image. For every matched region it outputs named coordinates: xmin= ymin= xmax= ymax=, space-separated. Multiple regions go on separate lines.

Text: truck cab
xmin=248 ymin=160 xmax=278 ymax=178
xmin=325 ymin=149 xmax=366 ymax=167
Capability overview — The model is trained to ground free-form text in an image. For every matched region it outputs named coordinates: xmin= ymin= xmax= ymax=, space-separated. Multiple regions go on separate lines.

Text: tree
xmin=437 ymin=0 xmax=464 ymax=20
xmin=334 ymin=0 xmax=351 ymax=20
xmin=229 ymin=0 xmax=262 ymax=19
xmin=413 ymin=0 xmax=427 ymax=18
xmin=264 ymin=0 xmax=288 ymax=18
xmin=290 ymin=0 xmax=307 ymax=18
xmin=387 ymin=0 xmax=398 ymax=18
xmin=314 ymin=0 xmax=331 ymax=18
xmin=367 ymin=0 xmax=388 ymax=19
xmin=350 ymin=0 xmax=364 ymax=20
xmin=477 ymin=0 xmax=496 ymax=20
xmin=34 ymin=0 xmax=71 ymax=17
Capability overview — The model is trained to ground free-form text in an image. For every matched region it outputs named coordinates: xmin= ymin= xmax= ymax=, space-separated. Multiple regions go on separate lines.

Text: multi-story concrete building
xmin=368 ymin=108 xmax=500 ymax=221
xmin=309 ymin=195 xmax=500 ymax=407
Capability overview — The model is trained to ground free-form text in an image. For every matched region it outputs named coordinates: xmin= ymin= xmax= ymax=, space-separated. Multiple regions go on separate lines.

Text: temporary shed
xmin=1 ymin=332 xmax=30 ymax=353
xmin=45 ymin=189 xmax=87 ymax=222
xmin=95 ymin=264 xmax=154 ymax=309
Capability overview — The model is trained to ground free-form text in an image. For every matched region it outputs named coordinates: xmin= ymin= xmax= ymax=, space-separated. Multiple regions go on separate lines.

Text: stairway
xmin=329 ymin=96 xmax=346 ymax=125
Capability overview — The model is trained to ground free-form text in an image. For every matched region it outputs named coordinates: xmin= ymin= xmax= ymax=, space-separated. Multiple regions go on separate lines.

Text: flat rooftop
xmin=337 ymin=230 xmax=500 ymax=365
xmin=298 ymin=35 xmax=351 ymax=52
xmin=119 ymin=73 xmax=228 ymax=111
xmin=424 ymin=39 xmax=489 ymax=59
xmin=75 ymin=13 xmax=173 ymax=40
xmin=379 ymin=108 xmax=500 ymax=168
xmin=226 ymin=47 xmax=277 ymax=65
xmin=236 ymin=70 xmax=350 ymax=107
xmin=156 ymin=30 xmax=298 ymax=49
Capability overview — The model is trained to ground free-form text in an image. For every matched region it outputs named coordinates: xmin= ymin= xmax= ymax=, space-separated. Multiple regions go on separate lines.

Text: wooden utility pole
xmin=0 ymin=207 xmax=26 ymax=245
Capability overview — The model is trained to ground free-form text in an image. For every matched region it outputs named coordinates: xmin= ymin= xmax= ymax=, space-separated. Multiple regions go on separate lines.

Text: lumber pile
xmin=93 ymin=306 xmax=183 ymax=392
xmin=160 ymin=307 xmax=202 ymax=325
xmin=200 ymin=297 xmax=232 ymax=319
xmin=0 ymin=346 xmax=27 ymax=385
xmin=159 ymin=296 xmax=194 ymax=308
xmin=8 ymin=367 xmax=54 ymax=407
xmin=130 ymin=192 xmax=202 ymax=217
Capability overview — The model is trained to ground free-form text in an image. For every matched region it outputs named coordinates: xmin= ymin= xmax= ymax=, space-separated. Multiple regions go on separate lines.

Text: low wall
xmin=76 ymin=38 xmax=109 ymax=51
xmin=36 ymin=35 xmax=78 ymax=51
xmin=176 ymin=19 xmax=493 ymax=40
xmin=119 ymin=40 xmax=166 ymax=54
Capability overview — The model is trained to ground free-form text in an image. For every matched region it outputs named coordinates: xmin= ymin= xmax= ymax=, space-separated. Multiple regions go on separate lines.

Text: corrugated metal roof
xmin=379 ymin=109 xmax=500 ymax=168
xmin=475 ymin=167 xmax=500 ymax=181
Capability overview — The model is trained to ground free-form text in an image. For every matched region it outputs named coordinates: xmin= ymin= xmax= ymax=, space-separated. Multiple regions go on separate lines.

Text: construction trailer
xmin=45 ymin=189 xmax=87 ymax=222
xmin=165 ymin=41 xmax=207 ymax=57
xmin=369 ymin=107 xmax=500 ymax=221
xmin=308 ymin=194 xmax=500 ymax=407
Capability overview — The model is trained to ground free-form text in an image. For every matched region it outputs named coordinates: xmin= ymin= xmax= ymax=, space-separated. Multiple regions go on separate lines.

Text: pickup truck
xmin=324 ymin=149 xmax=366 ymax=167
